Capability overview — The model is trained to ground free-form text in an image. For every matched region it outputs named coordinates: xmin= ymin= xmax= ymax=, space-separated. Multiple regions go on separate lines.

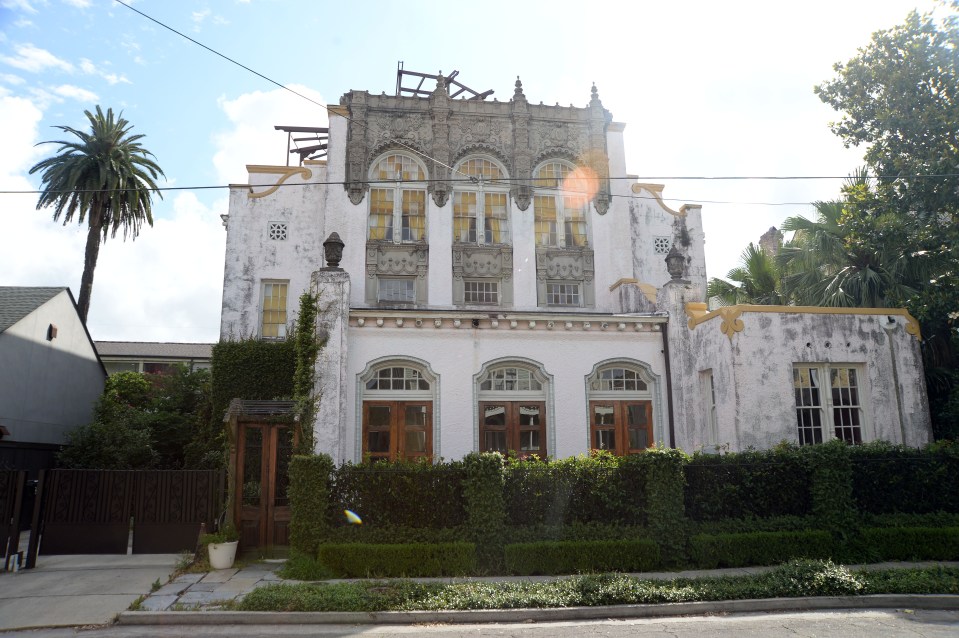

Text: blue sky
xmin=0 ymin=0 xmax=948 ymax=342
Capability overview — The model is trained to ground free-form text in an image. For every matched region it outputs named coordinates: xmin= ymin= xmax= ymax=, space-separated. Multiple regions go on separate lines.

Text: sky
xmin=0 ymin=0 xmax=950 ymax=343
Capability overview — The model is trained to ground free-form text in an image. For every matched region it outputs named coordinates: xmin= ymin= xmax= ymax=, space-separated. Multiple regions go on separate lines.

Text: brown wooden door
xmin=479 ymin=401 xmax=547 ymax=458
xmin=236 ymin=423 xmax=293 ymax=551
xmin=362 ymin=401 xmax=432 ymax=461
xmin=589 ymin=400 xmax=653 ymax=455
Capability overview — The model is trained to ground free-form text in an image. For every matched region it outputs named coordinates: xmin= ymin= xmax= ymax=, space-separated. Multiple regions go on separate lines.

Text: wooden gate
xmin=226 ymin=400 xmax=297 ymax=553
xmin=32 ymin=469 xmax=222 ymax=557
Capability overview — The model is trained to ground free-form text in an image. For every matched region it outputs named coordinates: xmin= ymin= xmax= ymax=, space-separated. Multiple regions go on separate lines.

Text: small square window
xmin=653 ymin=236 xmax=671 ymax=254
xmin=269 ymin=222 xmax=288 ymax=241
xmin=378 ymin=278 xmax=415 ymax=303
xmin=546 ymin=282 xmax=581 ymax=306
xmin=464 ymin=280 xmax=499 ymax=305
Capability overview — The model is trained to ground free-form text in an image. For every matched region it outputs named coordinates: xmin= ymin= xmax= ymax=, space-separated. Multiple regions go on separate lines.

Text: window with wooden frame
xmin=793 ymin=364 xmax=866 ymax=446
xmin=361 ymin=364 xmax=434 ymax=461
xmin=368 ymin=154 xmax=427 ymax=243
xmin=477 ymin=364 xmax=548 ymax=458
xmin=260 ymin=280 xmax=288 ymax=340
xmin=587 ymin=365 xmax=654 ymax=455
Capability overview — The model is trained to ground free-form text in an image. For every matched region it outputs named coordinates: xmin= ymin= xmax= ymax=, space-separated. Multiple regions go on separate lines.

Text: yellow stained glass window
xmin=453 ymin=191 xmax=477 ymax=243
xmin=485 ymin=192 xmax=509 ymax=243
xmin=261 ymin=281 xmax=288 ymax=339
xmin=368 ymin=188 xmax=394 ymax=240
xmin=534 ymin=195 xmax=558 ymax=246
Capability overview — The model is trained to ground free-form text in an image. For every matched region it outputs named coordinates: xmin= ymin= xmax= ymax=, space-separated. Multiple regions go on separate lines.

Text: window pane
xmin=546 ymin=282 xmax=581 ymax=306
xmin=534 ymin=196 xmax=558 ymax=246
xmin=629 ymin=428 xmax=648 ymax=450
xmin=242 ymin=427 xmax=262 ymax=507
xmin=483 ymin=405 xmax=507 ymax=427
xmin=405 ymin=405 xmax=427 ymax=428
xmin=626 ymin=404 xmax=648 ymax=427
xmin=519 ymin=430 xmax=540 ymax=452
xmin=593 ymin=404 xmax=615 ymax=425
xmin=378 ymin=278 xmax=416 ymax=303
xmin=372 ymin=154 xmax=424 ymax=181
xmin=595 ymin=429 xmax=615 ymax=450
xmin=485 ymin=193 xmax=509 ymax=243
xmin=453 ymin=192 xmax=478 ymax=243
xmin=368 ymin=188 xmax=394 ymax=240
xmin=405 ymin=431 xmax=427 ymax=453
xmin=261 ymin=282 xmax=288 ymax=339
xmin=367 ymin=431 xmax=390 ymax=453
xmin=519 ymin=405 xmax=541 ymax=426
xmin=485 ymin=431 xmax=507 ymax=453
xmin=464 ymin=280 xmax=499 ymax=305
xmin=401 ymin=190 xmax=426 ymax=241
xmin=368 ymin=405 xmax=391 ymax=427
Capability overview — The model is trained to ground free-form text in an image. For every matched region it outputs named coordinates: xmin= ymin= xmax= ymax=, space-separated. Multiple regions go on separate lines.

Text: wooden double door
xmin=479 ymin=401 xmax=547 ymax=458
xmin=235 ymin=422 xmax=293 ymax=551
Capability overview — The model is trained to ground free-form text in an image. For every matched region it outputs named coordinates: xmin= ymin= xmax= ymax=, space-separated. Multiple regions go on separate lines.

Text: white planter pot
xmin=207 ymin=541 xmax=239 ymax=570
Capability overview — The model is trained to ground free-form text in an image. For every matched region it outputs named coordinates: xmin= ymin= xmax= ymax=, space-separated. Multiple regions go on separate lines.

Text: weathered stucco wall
xmin=0 ymin=291 xmax=105 ymax=444
xmin=672 ymin=304 xmax=932 ymax=451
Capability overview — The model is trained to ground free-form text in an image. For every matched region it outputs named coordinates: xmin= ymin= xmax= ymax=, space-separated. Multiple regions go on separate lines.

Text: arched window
xmin=586 ymin=363 xmax=656 ymax=455
xmin=368 ymin=154 xmax=427 ymax=243
xmin=359 ymin=361 xmax=435 ymax=461
xmin=533 ymin=161 xmax=588 ymax=248
xmin=453 ymin=157 xmax=510 ymax=245
xmin=476 ymin=362 xmax=549 ymax=458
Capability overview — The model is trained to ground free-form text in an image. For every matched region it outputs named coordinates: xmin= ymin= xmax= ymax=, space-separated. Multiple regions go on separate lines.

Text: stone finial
xmin=323 ymin=232 xmax=345 ymax=271
xmin=435 ymin=71 xmax=446 ymax=94
xmin=665 ymin=245 xmax=686 ymax=281
xmin=514 ymin=76 xmax=525 ymax=98
xmin=590 ymin=83 xmax=601 ymax=107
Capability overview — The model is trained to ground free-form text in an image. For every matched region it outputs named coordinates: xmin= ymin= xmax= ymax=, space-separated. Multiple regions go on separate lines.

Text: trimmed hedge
xmin=860 ymin=526 xmax=959 ymax=561
xmin=504 ymin=539 xmax=660 ymax=575
xmin=690 ymin=531 xmax=835 ymax=569
xmin=317 ymin=542 xmax=476 ymax=578
xmin=289 ymin=454 xmax=335 ymax=555
xmin=211 ymin=338 xmax=296 ymax=422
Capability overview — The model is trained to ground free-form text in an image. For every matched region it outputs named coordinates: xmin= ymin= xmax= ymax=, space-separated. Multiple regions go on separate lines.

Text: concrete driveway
xmin=0 ymin=553 xmax=182 ymax=631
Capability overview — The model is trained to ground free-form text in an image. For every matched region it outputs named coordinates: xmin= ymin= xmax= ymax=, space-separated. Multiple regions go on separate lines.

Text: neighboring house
xmin=218 ymin=70 xmax=932 ymax=463
xmin=96 ymin=341 xmax=213 ymax=376
xmin=0 ymin=287 xmax=106 ymax=472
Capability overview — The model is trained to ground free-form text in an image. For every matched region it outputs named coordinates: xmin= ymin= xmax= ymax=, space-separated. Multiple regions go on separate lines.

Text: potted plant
xmin=200 ymin=524 xmax=240 ymax=569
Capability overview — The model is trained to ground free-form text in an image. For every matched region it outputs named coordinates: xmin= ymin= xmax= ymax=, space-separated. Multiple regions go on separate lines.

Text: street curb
xmin=117 ymin=594 xmax=959 ymax=625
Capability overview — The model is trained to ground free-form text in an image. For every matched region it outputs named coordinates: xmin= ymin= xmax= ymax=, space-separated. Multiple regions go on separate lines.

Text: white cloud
xmin=0 ymin=44 xmax=73 ymax=73
xmin=79 ymin=58 xmax=95 ymax=74
xmin=62 ymin=0 xmax=92 ymax=8
xmin=191 ymin=8 xmax=211 ymax=30
xmin=52 ymin=84 xmax=97 ymax=102
xmin=0 ymin=72 xmax=25 ymax=85
xmin=78 ymin=57 xmax=131 ymax=85
xmin=213 ymin=84 xmax=328 ymax=184
xmin=2 ymin=1 xmax=38 ymax=14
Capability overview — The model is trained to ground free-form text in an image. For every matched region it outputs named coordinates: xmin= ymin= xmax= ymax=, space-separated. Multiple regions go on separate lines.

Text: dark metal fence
xmin=1 ymin=470 xmax=26 ymax=568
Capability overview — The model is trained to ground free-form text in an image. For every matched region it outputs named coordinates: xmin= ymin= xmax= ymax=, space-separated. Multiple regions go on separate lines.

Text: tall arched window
xmin=359 ymin=360 xmax=436 ymax=461
xmin=365 ymin=153 xmax=429 ymax=306
xmin=368 ymin=154 xmax=428 ymax=243
xmin=476 ymin=362 xmax=549 ymax=458
xmin=533 ymin=161 xmax=588 ymax=248
xmin=586 ymin=362 xmax=656 ymax=455
xmin=451 ymin=156 xmax=514 ymax=307
xmin=453 ymin=157 xmax=510 ymax=245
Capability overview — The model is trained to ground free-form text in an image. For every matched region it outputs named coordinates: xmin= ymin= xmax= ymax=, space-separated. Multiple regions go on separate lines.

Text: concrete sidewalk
xmin=0 ymin=553 xmax=182 ymax=631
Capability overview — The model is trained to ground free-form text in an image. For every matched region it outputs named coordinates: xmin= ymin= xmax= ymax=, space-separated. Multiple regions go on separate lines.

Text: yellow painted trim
xmin=303 ymin=159 xmax=327 ymax=166
xmin=328 ymin=105 xmax=349 ymax=117
xmin=246 ymin=166 xmax=313 ymax=199
xmin=631 ymin=183 xmax=685 ymax=217
xmin=686 ymin=304 xmax=922 ymax=341
xmin=609 ymin=278 xmax=657 ymax=303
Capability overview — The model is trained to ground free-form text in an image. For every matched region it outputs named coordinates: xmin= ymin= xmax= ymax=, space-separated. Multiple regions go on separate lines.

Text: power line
xmin=112 ymin=0 xmax=466 ymax=180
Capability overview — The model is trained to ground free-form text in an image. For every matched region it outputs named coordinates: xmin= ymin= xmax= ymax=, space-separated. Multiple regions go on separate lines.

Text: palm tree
xmin=777 ymin=197 xmax=921 ymax=308
xmin=707 ymin=242 xmax=788 ymax=306
xmin=29 ymin=106 xmax=164 ymax=324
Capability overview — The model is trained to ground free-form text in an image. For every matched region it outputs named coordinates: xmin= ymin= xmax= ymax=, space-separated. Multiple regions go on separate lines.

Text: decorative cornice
xmin=246 ymin=165 xmax=312 ymax=199
xmin=328 ymin=105 xmax=349 ymax=117
xmin=686 ymin=304 xmax=922 ymax=341
xmin=350 ymin=309 xmax=666 ymax=333
xmin=631 ymin=183 xmax=684 ymax=217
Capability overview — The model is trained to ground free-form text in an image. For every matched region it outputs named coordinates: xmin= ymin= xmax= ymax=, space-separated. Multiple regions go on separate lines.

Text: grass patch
xmin=236 ymin=560 xmax=959 ymax=612
xmin=278 ymin=551 xmax=334 ymax=581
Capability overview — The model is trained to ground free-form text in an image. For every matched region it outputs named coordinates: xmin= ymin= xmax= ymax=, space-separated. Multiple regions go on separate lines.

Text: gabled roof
xmin=0 ymin=286 xmax=67 ymax=333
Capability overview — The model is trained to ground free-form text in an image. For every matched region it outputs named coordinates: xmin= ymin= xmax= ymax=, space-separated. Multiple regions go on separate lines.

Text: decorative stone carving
xmin=364 ymin=242 xmax=429 ymax=305
xmin=535 ymin=246 xmax=595 ymax=307
xmin=429 ymin=73 xmax=452 ymax=207
xmin=451 ymin=245 xmax=514 ymax=307
xmin=510 ymin=77 xmax=533 ymax=211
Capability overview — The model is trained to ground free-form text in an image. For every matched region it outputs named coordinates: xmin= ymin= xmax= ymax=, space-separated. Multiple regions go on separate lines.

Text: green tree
xmin=29 ymin=106 xmax=164 ymax=324
xmin=707 ymin=241 xmax=788 ymax=306
xmin=813 ymin=6 xmax=959 ymax=437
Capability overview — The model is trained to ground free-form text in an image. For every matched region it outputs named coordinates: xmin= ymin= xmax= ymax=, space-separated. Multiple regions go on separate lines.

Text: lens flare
xmin=344 ymin=509 xmax=363 ymax=525
xmin=561 ymin=165 xmax=599 ymax=208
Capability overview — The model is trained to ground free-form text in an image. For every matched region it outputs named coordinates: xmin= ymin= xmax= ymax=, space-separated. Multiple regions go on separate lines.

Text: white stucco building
xmin=218 ymin=72 xmax=931 ymax=463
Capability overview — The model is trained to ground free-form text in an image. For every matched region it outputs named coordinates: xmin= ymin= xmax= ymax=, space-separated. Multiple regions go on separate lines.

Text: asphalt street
xmin=4 ymin=609 xmax=958 ymax=638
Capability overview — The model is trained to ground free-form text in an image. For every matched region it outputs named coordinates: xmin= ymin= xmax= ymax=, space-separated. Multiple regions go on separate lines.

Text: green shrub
xmin=638 ymin=447 xmax=687 ymax=564
xmin=211 ymin=337 xmax=296 ymax=423
xmin=690 ymin=530 xmax=834 ymax=569
xmin=317 ymin=542 xmax=476 ymax=578
xmin=761 ymin=559 xmax=864 ymax=596
xmin=289 ymin=454 xmax=334 ymax=554
xmin=861 ymin=526 xmax=959 ymax=561
xmin=504 ymin=539 xmax=660 ymax=575
xmin=463 ymin=452 xmax=506 ymax=570
xmin=278 ymin=551 xmax=334 ymax=581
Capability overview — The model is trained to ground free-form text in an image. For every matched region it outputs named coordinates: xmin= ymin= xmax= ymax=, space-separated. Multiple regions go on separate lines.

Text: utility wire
xmin=113 ymin=0 xmax=467 ymax=180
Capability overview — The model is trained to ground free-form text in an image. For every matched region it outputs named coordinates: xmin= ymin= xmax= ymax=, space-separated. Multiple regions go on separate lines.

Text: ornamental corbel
xmin=719 ymin=307 xmax=745 ymax=341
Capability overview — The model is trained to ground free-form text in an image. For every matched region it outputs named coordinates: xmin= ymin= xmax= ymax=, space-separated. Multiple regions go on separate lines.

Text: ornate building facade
xmin=219 ymin=73 xmax=931 ymax=463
